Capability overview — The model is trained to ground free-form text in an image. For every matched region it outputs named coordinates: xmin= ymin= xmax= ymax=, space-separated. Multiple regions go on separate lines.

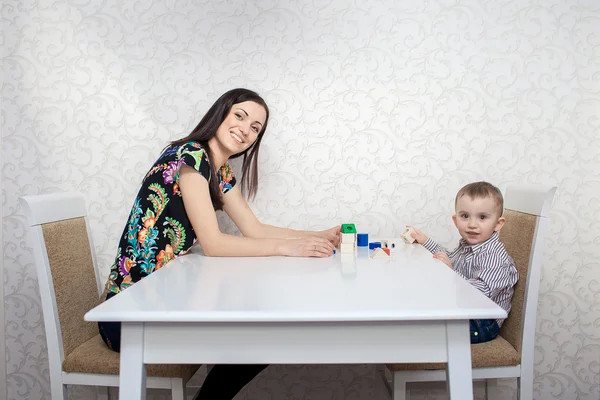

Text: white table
xmin=85 ymin=242 xmax=506 ymax=400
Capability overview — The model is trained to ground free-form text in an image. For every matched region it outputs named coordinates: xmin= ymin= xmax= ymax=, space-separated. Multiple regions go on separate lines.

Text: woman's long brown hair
xmin=170 ymin=88 xmax=269 ymax=210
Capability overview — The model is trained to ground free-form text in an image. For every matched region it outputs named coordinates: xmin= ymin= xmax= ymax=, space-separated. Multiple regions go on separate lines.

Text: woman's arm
xmin=222 ymin=185 xmax=340 ymax=245
xmin=179 ymin=165 xmax=334 ymax=257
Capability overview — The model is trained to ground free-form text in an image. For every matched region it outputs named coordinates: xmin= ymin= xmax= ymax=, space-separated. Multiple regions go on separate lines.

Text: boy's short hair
xmin=455 ymin=181 xmax=504 ymax=217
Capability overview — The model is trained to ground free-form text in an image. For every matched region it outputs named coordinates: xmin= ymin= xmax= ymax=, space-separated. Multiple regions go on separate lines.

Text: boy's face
xmin=452 ymin=195 xmax=505 ymax=246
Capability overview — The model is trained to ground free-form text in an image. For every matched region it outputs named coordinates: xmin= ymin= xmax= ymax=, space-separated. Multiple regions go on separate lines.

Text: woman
xmin=99 ymin=88 xmax=340 ymax=399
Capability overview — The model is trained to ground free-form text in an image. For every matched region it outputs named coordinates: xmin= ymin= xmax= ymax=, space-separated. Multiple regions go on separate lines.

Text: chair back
xmin=19 ymin=192 xmax=104 ymax=371
xmin=498 ymin=185 xmax=556 ymax=357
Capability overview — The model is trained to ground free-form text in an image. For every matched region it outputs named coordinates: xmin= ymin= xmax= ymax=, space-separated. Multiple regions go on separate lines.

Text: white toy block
xmin=341 ymin=233 xmax=355 ymax=244
xmin=401 ymin=227 xmax=416 ymax=244
xmin=380 ymin=239 xmax=389 ymax=248
xmin=340 ymin=243 xmax=354 ymax=253
xmin=370 ymin=248 xmax=390 ymax=259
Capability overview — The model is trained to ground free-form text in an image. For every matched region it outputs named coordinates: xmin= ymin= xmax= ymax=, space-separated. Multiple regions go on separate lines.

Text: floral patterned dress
xmin=104 ymin=141 xmax=236 ymax=295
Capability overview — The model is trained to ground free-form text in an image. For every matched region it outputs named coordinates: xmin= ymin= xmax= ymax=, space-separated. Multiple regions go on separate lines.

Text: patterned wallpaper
xmin=2 ymin=0 xmax=599 ymax=399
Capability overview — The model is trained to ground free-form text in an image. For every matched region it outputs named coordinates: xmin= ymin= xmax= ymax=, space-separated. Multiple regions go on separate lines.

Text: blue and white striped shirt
xmin=423 ymin=231 xmax=518 ymax=327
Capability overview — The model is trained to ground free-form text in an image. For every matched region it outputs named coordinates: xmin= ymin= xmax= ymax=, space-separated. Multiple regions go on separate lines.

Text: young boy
xmin=408 ymin=181 xmax=518 ymax=344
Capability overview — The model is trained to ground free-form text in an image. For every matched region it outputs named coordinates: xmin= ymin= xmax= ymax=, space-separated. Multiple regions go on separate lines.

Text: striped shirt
xmin=423 ymin=231 xmax=518 ymax=327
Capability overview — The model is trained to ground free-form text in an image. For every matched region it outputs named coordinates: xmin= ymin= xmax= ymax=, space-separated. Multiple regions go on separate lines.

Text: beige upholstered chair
xmin=20 ymin=192 xmax=200 ymax=400
xmin=384 ymin=184 xmax=557 ymax=400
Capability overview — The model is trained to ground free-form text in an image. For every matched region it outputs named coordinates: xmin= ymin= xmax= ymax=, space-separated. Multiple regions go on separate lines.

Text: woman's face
xmin=216 ymin=101 xmax=267 ymax=156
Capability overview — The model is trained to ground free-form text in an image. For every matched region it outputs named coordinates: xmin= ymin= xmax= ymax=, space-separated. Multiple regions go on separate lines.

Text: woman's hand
xmin=319 ymin=225 xmax=341 ymax=247
xmin=407 ymin=225 xmax=428 ymax=245
xmin=433 ymin=252 xmax=452 ymax=268
xmin=278 ymin=236 xmax=336 ymax=258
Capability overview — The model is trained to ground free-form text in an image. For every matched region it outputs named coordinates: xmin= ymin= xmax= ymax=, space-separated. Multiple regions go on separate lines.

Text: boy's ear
xmin=494 ymin=217 xmax=506 ymax=232
xmin=452 ymin=214 xmax=458 ymax=228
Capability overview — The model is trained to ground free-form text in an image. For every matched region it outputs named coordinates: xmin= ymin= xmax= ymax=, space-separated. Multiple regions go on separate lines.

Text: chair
xmin=384 ymin=184 xmax=557 ymax=400
xmin=19 ymin=192 xmax=201 ymax=400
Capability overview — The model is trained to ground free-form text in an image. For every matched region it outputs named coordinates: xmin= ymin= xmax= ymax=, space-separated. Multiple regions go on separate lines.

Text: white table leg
xmin=119 ymin=322 xmax=147 ymax=400
xmin=445 ymin=320 xmax=473 ymax=400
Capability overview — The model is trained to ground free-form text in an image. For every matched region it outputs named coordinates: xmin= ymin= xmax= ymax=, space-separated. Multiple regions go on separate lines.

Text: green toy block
xmin=341 ymin=223 xmax=357 ymax=234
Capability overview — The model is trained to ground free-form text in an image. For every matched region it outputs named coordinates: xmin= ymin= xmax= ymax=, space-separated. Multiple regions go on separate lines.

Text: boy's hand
xmin=433 ymin=252 xmax=452 ymax=268
xmin=407 ymin=226 xmax=428 ymax=244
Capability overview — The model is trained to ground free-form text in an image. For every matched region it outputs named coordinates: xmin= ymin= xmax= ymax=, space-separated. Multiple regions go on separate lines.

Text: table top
xmin=85 ymin=241 xmax=507 ymax=323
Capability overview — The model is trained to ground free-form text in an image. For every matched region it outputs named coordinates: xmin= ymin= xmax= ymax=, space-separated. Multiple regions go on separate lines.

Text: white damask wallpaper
xmin=2 ymin=0 xmax=599 ymax=399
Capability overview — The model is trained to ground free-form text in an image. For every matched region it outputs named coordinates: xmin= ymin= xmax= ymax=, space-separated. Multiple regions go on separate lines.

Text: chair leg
xmin=519 ymin=362 xmax=534 ymax=400
xmin=392 ymin=371 xmax=408 ymax=400
xmin=51 ymin=382 xmax=68 ymax=400
xmin=98 ymin=386 xmax=110 ymax=400
xmin=170 ymin=377 xmax=186 ymax=400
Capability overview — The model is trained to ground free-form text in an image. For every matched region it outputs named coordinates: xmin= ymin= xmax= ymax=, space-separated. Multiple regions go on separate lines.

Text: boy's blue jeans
xmin=470 ymin=319 xmax=500 ymax=343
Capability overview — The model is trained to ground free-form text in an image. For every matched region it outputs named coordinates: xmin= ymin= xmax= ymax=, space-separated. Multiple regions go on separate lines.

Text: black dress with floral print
xmin=104 ymin=141 xmax=236 ymax=294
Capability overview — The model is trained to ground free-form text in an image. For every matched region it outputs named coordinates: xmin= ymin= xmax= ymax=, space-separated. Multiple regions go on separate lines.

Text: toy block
xmin=357 ymin=233 xmax=368 ymax=246
xmin=401 ymin=227 xmax=416 ymax=244
xmin=341 ymin=223 xmax=357 ymax=234
xmin=340 ymin=243 xmax=354 ymax=253
xmin=370 ymin=248 xmax=390 ymax=259
xmin=341 ymin=233 xmax=355 ymax=244
xmin=381 ymin=239 xmax=389 ymax=248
